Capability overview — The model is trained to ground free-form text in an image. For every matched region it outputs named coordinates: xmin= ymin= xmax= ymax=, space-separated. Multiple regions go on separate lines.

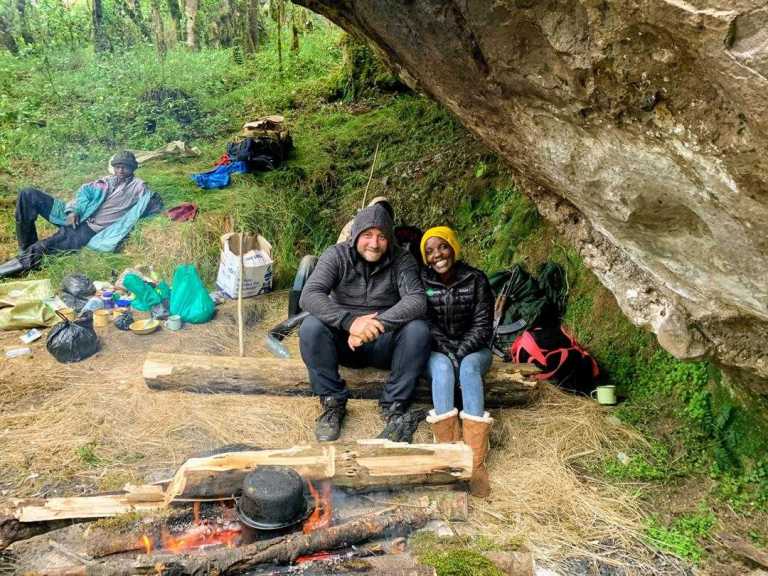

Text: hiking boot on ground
xmin=0 ymin=257 xmax=25 ymax=280
xmin=460 ymin=411 xmax=494 ymax=498
xmin=315 ymin=396 xmax=347 ymax=442
xmin=427 ymin=407 xmax=461 ymax=443
xmin=376 ymin=401 xmax=407 ymax=442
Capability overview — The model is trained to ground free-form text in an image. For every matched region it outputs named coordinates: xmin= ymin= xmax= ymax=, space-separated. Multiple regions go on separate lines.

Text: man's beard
xmin=360 ymin=249 xmax=384 ymax=262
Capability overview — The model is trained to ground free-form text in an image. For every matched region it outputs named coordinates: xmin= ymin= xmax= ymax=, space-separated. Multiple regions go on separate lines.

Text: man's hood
xmin=349 ymin=204 xmax=394 ymax=248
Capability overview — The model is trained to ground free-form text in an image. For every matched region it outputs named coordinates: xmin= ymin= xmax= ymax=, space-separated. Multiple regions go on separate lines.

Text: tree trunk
xmin=165 ymin=0 xmax=182 ymax=40
xmin=183 ymin=0 xmax=197 ymax=49
xmin=290 ymin=6 xmax=299 ymax=52
xmin=149 ymin=0 xmax=166 ymax=57
xmin=246 ymin=0 xmax=260 ymax=51
xmin=142 ymin=352 xmax=541 ymax=408
xmin=0 ymin=10 xmax=19 ymax=54
xmin=119 ymin=0 xmax=152 ymax=41
xmin=91 ymin=0 xmax=109 ymax=52
xmin=15 ymin=0 xmax=33 ymax=45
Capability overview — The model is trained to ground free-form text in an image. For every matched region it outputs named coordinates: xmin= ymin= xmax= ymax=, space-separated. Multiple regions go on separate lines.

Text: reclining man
xmin=299 ymin=204 xmax=430 ymax=442
xmin=0 ymin=151 xmax=159 ymax=279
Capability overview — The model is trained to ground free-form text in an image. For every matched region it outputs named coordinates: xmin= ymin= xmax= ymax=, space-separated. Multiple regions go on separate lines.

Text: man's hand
xmin=349 ymin=313 xmax=384 ymax=343
xmin=348 ymin=334 xmax=364 ymax=351
xmin=66 ymin=213 xmax=79 ymax=228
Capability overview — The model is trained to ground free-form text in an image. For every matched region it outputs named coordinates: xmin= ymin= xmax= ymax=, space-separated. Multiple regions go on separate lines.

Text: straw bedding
xmin=0 ymin=294 xmax=688 ymax=573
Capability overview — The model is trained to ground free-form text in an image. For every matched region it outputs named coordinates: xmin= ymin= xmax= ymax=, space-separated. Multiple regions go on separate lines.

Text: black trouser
xmin=14 ymin=187 xmax=96 ymax=271
xmin=299 ymin=314 xmax=431 ymax=408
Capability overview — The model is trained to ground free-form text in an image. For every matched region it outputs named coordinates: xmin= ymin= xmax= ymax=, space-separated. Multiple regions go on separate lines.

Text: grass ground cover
xmin=1 ymin=20 xmax=767 ymax=574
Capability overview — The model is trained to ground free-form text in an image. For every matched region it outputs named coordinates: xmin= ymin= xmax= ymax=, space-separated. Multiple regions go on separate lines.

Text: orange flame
xmin=141 ymin=534 xmax=152 ymax=555
xmin=160 ymin=526 xmax=241 ymax=554
xmin=138 ymin=524 xmax=241 ymax=556
xmin=303 ymin=480 xmax=333 ymax=533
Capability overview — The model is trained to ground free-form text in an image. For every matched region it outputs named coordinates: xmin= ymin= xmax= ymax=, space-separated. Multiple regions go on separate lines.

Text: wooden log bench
xmin=142 ymin=353 xmax=541 ymax=407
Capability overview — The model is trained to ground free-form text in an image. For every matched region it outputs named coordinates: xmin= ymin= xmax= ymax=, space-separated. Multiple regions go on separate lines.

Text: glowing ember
xmin=162 ymin=526 xmax=241 ymax=554
xmin=303 ymin=480 xmax=333 ymax=533
xmin=295 ymin=551 xmax=334 ymax=563
xmin=139 ymin=523 xmax=241 ymax=555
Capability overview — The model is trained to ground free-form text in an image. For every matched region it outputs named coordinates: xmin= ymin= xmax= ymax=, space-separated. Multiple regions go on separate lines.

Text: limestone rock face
xmin=298 ymin=0 xmax=768 ymax=385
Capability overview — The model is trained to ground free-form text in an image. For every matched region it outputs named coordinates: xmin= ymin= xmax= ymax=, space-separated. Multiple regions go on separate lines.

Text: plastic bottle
xmin=81 ymin=296 xmax=105 ymax=314
xmin=264 ymin=334 xmax=291 ymax=359
xmin=6 ymin=347 xmax=32 ymax=358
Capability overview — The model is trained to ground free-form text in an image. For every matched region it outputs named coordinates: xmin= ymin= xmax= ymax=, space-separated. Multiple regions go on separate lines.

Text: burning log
xmin=142 ymin=353 xmax=540 ymax=407
xmin=31 ymin=507 xmax=432 ymax=576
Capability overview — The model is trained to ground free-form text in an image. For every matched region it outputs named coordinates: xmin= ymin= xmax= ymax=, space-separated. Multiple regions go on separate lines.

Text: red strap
xmin=512 ymin=328 xmax=599 ymax=380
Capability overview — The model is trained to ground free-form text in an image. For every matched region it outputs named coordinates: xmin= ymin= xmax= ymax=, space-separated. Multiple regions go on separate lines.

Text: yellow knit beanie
xmin=420 ymin=226 xmax=461 ymax=265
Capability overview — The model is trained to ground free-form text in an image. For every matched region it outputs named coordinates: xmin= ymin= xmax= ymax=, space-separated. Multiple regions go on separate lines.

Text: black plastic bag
xmin=114 ymin=310 xmax=134 ymax=331
xmin=46 ymin=318 xmax=100 ymax=363
xmin=61 ymin=274 xmax=95 ymax=313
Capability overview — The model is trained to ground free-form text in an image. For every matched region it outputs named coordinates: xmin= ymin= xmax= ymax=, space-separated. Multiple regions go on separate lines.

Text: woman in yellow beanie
xmin=420 ymin=226 xmax=495 ymax=497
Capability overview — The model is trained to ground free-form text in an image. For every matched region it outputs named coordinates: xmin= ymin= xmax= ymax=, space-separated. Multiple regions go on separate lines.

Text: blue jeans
xmin=426 ymin=348 xmax=492 ymax=417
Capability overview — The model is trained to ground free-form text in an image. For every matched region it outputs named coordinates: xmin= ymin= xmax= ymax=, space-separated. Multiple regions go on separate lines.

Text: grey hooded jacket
xmin=299 ymin=204 xmax=426 ymax=332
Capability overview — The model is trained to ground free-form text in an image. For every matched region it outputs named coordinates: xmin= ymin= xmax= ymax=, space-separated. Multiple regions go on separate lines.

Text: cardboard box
xmin=215 ymin=233 xmax=273 ymax=299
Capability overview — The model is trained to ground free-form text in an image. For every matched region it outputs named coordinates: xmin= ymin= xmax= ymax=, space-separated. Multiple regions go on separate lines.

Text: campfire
xmin=2 ymin=440 xmax=480 ymax=575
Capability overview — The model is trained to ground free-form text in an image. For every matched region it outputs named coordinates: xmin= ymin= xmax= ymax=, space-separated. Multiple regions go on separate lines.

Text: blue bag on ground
xmin=169 ymin=264 xmax=215 ymax=323
xmin=190 ymin=161 xmax=247 ymax=189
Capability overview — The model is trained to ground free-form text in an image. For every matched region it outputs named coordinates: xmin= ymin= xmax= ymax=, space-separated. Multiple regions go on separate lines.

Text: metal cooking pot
xmin=236 ymin=466 xmax=312 ymax=530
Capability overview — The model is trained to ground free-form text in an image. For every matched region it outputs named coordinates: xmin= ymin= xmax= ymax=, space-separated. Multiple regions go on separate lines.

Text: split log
xmin=32 ymin=507 xmax=432 ymax=576
xmin=9 ymin=483 xmax=166 ymax=523
xmin=143 ymin=353 xmax=540 ymax=408
xmin=166 ymin=440 xmax=473 ymax=502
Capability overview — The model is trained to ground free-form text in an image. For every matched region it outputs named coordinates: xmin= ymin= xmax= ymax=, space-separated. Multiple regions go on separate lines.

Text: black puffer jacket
xmin=421 ymin=261 xmax=493 ymax=360
xmin=300 ymin=204 xmax=426 ymax=332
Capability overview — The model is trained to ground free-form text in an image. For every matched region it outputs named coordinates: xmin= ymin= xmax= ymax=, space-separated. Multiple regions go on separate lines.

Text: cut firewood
xmin=31 ymin=507 xmax=432 ymax=576
xmin=166 ymin=440 xmax=473 ymax=502
xmin=9 ymin=495 xmax=165 ymax=524
xmin=6 ymin=441 xmax=472 ymax=524
xmin=143 ymin=352 xmax=540 ymax=407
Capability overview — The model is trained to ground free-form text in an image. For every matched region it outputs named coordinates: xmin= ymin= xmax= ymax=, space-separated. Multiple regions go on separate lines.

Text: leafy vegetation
xmin=644 ymin=509 xmax=716 ymax=563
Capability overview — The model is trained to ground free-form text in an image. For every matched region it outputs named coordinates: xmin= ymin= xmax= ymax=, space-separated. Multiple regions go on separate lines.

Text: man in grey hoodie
xmin=299 ymin=204 xmax=430 ymax=442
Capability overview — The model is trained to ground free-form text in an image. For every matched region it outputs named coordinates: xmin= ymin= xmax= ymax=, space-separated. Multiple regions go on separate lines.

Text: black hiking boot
xmin=315 ymin=396 xmax=347 ymax=442
xmin=376 ymin=402 xmax=408 ymax=442
xmin=0 ymin=257 xmax=26 ymax=280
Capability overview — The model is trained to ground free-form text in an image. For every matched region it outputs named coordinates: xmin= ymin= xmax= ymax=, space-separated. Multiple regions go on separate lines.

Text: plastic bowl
xmin=129 ymin=318 xmax=161 ymax=335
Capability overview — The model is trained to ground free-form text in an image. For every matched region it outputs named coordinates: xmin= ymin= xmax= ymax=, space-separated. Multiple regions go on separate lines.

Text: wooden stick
xmin=237 ymin=231 xmax=245 ymax=357
xmin=360 ymin=143 xmax=380 ymax=209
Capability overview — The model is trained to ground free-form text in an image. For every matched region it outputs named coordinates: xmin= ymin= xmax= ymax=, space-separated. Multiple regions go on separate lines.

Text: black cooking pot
xmin=236 ymin=466 xmax=312 ymax=530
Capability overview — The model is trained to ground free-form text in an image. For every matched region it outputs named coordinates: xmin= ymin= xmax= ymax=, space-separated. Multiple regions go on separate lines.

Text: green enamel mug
xmin=591 ymin=385 xmax=617 ymax=405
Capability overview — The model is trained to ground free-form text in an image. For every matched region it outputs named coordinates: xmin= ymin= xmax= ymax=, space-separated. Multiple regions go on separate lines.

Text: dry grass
xmin=0 ymin=294 xmax=685 ymax=573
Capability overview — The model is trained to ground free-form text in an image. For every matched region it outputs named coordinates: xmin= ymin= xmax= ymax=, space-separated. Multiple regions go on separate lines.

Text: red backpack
xmin=510 ymin=326 xmax=599 ymax=393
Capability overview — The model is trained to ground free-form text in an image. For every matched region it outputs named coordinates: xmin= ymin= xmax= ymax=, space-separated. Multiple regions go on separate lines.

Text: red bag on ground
xmin=510 ymin=325 xmax=599 ymax=394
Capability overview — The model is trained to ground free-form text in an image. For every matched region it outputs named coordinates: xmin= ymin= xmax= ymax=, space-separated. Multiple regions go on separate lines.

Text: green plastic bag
xmin=123 ymin=274 xmax=170 ymax=312
xmin=169 ymin=264 xmax=215 ymax=324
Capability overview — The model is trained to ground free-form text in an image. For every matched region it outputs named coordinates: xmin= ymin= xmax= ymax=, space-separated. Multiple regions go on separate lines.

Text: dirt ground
xmin=0 ymin=293 xmax=698 ymax=574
